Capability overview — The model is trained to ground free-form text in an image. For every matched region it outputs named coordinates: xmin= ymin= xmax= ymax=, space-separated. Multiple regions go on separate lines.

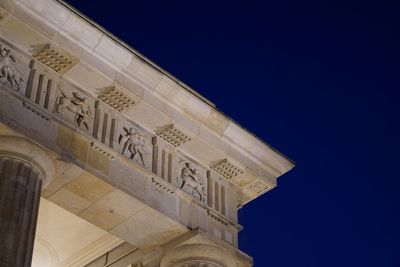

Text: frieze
xmin=97 ymin=86 xmax=135 ymax=112
xmin=53 ymin=82 xmax=95 ymax=132
xmin=90 ymin=142 xmax=115 ymax=160
xmin=33 ymin=44 xmax=78 ymax=74
xmin=210 ymin=159 xmax=243 ymax=180
xmin=176 ymin=155 xmax=207 ymax=202
xmin=156 ymin=124 xmax=191 ymax=147
xmin=117 ymin=120 xmax=152 ymax=169
xmin=0 ymin=43 xmax=25 ymax=92
xmin=22 ymin=102 xmax=50 ymax=121
xmin=0 ymin=26 xmax=273 ymax=213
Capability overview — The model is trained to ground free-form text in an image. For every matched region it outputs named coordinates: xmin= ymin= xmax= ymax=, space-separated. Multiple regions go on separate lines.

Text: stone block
xmin=93 ymin=35 xmax=132 ymax=70
xmin=64 ymin=172 xmax=115 ymax=204
xmin=111 ymin=207 xmax=188 ymax=248
xmin=56 ymin=124 xmax=74 ymax=151
xmin=87 ymin=144 xmax=111 ymax=176
xmin=79 ymin=190 xmax=145 ymax=230
xmin=48 ymin=187 xmax=91 ymax=214
xmin=71 ymin=132 xmax=89 ymax=163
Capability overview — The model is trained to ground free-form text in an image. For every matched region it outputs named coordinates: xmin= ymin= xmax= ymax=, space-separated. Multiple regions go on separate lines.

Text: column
xmin=0 ymin=156 xmax=42 ymax=267
xmin=180 ymin=262 xmax=220 ymax=267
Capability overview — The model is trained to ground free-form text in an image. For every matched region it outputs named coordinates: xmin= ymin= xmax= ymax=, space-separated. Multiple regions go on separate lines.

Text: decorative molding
xmin=207 ymin=210 xmax=229 ymax=226
xmin=150 ymin=177 xmax=175 ymax=194
xmin=248 ymin=181 xmax=269 ymax=194
xmin=156 ymin=124 xmax=191 ymax=147
xmin=22 ymin=102 xmax=50 ymax=121
xmin=59 ymin=234 xmax=124 ymax=267
xmin=210 ymin=159 xmax=243 ymax=180
xmin=97 ymin=86 xmax=135 ymax=112
xmin=33 ymin=44 xmax=78 ymax=74
xmin=90 ymin=142 xmax=115 ymax=160
xmin=0 ymin=43 xmax=24 ymax=91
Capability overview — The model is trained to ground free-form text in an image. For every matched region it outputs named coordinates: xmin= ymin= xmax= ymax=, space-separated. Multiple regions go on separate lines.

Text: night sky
xmin=63 ymin=1 xmax=400 ymax=266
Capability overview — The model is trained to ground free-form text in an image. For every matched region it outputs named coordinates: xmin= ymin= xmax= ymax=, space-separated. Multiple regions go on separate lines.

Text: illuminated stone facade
xmin=0 ymin=0 xmax=294 ymax=266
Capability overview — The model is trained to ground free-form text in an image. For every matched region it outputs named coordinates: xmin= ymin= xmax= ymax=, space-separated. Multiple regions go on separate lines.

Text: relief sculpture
xmin=177 ymin=160 xmax=206 ymax=202
xmin=54 ymin=85 xmax=94 ymax=131
xmin=118 ymin=127 xmax=148 ymax=166
xmin=0 ymin=45 xmax=24 ymax=91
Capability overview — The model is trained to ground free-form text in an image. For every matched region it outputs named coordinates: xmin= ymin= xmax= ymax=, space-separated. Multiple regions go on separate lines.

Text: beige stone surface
xmin=64 ymin=172 xmax=115 ymax=204
xmin=0 ymin=14 xmax=47 ymax=53
xmin=0 ymin=8 xmax=12 ymax=27
xmin=126 ymin=101 xmax=171 ymax=132
xmin=48 ymin=188 xmax=92 ymax=214
xmin=58 ymin=14 xmax=103 ymax=52
xmin=14 ymin=0 xmax=68 ymax=39
xmin=79 ymin=190 xmax=146 ymax=230
xmin=32 ymin=198 xmax=123 ymax=267
xmin=183 ymin=96 xmax=211 ymax=122
xmin=111 ymin=207 xmax=189 ymax=248
xmin=114 ymin=69 xmax=146 ymax=98
xmin=56 ymin=124 xmax=74 ymax=152
xmin=42 ymin=160 xmax=83 ymax=198
xmin=71 ymin=132 xmax=89 ymax=163
xmin=86 ymin=145 xmax=111 ymax=176
xmin=63 ymin=61 xmax=113 ymax=94
xmin=205 ymin=110 xmax=230 ymax=136
xmin=126 ymin=54 xmax=163 ymax=90
xmin=93 ymin=35 xmax=132 ymax=70
xmin=0 ymin=0 xmax=15 ymax=12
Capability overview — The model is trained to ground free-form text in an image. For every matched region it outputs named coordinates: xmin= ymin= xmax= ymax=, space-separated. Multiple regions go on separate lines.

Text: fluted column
xmin=0 ymin=156 xmax=42 ymax=267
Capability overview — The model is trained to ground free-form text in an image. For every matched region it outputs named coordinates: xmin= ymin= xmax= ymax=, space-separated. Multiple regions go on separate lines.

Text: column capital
xmin=0 ymin=135 xmax=56 ymax=188
xmin=160 ymin=244 xmax=236 ymax=267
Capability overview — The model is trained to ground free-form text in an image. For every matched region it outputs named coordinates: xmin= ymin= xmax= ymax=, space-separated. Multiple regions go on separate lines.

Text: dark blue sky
xmin=64 ymin=1 xmax=400 ymax=266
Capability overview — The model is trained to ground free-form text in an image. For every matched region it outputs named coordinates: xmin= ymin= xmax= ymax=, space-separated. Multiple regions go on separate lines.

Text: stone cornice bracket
xmin=0 ymin=135 xmax=56 ymax=188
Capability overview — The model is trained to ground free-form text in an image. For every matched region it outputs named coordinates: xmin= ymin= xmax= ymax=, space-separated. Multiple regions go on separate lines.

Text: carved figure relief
xmin=54 ymin=85 xmax=94 ymax=131
xmin=118 ymin=127 xmax=148 ymax=166
xmin=0 ymin=45 xmax=24 ymax=91
xmin=176 ymin=158 xmax=206 ymax=202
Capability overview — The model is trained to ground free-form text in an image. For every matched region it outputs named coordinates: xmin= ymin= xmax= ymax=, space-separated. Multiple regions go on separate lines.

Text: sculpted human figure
xmin=179 ymin=162 xmax=205 ymax=202
xmin=118 ymin=127 xmax=146 ymax=166
xmin=54 ymin=86 xmax=93 ymax=131
xmin=0 ymin=46 xmax=23 ymax=91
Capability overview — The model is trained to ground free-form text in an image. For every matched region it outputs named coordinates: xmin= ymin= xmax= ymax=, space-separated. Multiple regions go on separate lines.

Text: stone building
xmin=0 ymin=0 xmax=294 ymax=266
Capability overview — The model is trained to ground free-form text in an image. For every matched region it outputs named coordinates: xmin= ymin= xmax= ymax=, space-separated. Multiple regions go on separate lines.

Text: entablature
xmin=0 ymin=0 xmax=294 ymax=206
